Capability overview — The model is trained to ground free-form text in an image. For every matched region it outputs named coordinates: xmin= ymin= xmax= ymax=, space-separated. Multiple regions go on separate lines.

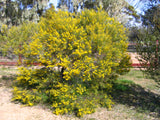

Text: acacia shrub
xmin=0 ymin=22 xmax=38 ymax=60
xmin=12 ymin=8 xmax=131 ymax=117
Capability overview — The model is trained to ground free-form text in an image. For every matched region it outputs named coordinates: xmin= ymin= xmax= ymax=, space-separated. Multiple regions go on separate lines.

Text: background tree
xmin=57 ymin=0 xmax=139 ymax=24
xmin=0 ymin=0 xmax=49 ymax=28
xmin=135 ymin=4 xmax=160 ymax=83
xmin=0 ymin=22 xmax=39 ymax=60
xmin=0 ymin=0 xmax=49 ymax=57
xmin=127 ymin=0 xmax=160 ymax=11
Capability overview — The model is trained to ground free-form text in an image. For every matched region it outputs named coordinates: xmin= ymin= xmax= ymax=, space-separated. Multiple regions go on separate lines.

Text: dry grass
xmin=118 ymin=69 xmax=160 ymax=93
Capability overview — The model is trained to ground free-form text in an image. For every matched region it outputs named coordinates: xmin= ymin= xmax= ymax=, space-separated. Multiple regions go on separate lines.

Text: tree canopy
xmin=133 ymin=4 xmax=160 ymax=83
xmin=0 ymin=0 xmax=49 ymax=28
xmin=57 ymin=0 xmax=139 ymax=24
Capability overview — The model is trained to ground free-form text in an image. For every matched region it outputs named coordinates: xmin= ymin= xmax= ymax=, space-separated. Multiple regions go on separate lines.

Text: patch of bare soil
xmin=128 ymin=52 xmax=140 ymax=64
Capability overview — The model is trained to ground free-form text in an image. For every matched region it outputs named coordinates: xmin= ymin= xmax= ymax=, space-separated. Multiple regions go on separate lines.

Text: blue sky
xmin=50 ymin=0 xmax=58 ymax=7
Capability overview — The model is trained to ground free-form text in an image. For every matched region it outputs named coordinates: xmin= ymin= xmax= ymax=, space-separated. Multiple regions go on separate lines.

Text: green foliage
xmin=135 ymin=5 xmax=160 ymax=84
xmin=12 ymin=87 xmax=41 ymax=106
xmin=12 ymin=9 xmax=130 ymax=117
xmin=0 ymin=0 xmax=49 ymax=28
xmin=116 ymin=54 xmax=132 ymax=75
xmin=136 ymin=29 xmax=160 ymax=83
xmin=113 ymin=79 xmax=134 ymax=91
xmin=58 ymin=0 xmax=139 ymax=24
xmin=13 ymin=67 xmax=114 ymax=117
xmin=142 ymin=5 xmax=160 ymax=30
xmin=0 ymin=22 xmax=39 ymax=59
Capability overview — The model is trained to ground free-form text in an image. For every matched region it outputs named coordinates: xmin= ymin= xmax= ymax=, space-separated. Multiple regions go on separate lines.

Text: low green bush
xmin=113 ymin=79 xmax=134 ymax=91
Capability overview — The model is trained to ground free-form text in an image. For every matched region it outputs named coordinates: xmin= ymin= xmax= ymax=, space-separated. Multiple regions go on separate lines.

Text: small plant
xmin=113 ymin=79 xmax=135 ymax=91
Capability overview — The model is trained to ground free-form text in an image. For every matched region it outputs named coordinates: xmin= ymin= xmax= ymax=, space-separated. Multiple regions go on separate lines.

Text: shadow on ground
xmin=111 ymin=83 xmax=160 ymax=118
xmin=0 ymin=75 xmax=17 ymax=87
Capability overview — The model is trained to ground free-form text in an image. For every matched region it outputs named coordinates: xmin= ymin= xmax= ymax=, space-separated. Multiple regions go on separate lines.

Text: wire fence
xmin=0 ymin=48 xmax=140 ymax=67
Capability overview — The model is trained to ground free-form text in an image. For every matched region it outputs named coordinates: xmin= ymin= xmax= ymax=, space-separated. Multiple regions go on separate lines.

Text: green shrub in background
xmin=12 ymin=8 xmax=131 ymax=117
xmin=0 ymin=22 xmax=39 ymax=60
xmin=135 ymin=5 xmax=160 ymax=84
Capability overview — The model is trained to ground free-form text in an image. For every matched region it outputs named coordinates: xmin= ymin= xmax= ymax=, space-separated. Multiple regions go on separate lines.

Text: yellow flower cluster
xmin=12 ymin=87 xmax=41 ymax=106
xmin=76 ymin=84 xmax=86 ymax=95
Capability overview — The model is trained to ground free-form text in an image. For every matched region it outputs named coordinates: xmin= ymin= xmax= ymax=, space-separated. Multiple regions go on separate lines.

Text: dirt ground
xmin=128 ymin=52 xmax=140 ymax=64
